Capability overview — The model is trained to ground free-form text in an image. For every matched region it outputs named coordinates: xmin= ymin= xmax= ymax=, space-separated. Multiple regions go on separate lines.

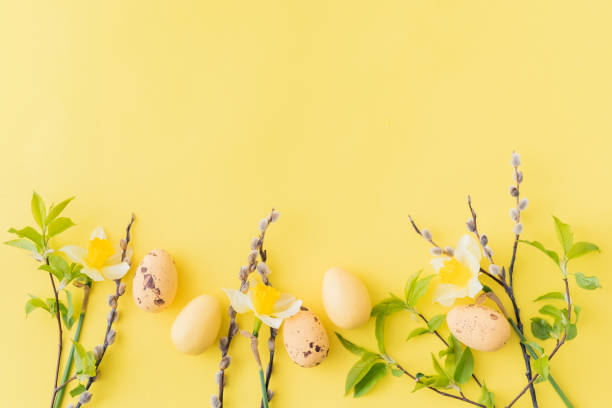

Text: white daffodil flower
xmin=431 ymin=234 xmax=483 ymax=307
xmin=61 ymin=227 xmax=132 ymax=281
xmin=223 ymin=275 xmax=302 ymax=329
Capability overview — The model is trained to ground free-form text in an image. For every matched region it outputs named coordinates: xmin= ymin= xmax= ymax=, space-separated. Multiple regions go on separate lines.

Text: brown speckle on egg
xmin=132 ymin=249 xmax=177 ymax=312
xmin=283 ymin=309 xmax=329 ymax=368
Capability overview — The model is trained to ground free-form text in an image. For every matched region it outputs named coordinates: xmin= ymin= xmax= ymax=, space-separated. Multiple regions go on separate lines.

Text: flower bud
xmin=107 ymin=309 xmax=117 ymax=325
xmin=107 ymin=295 xmax=117 ymax=308
xmin=219 ymin=337 xmax=229 ymax=352
xmin=430 ymin=247 xmax=442 ymax=256
xmin=67 ymin=404 xmax=74 ymax=408
xmin=510 ymin=208 xmax=520 ymax=222
xmin=484 ymin=246 xmax=494 ymax=258
xmin=489 ymin=264 xmax=501 ymax=276
xmin=239 ymin=266 xmax=249 ymax=282
xmin=120 ymin=238 xmax=128 ymax=251
xmin=106 ymin=329 xmax=116 ymax=346
xmin=480 ymin=234 xmax=488 ymax=246
xmin=219 ymin=356 xmax=231 ymax=370
xmin=117 ymin=282 xmax=126 ymax=296
xmin=268 ymin=337 xmax=276 ymax=352
xmin=78 ymin=391 xmax=92 ymax=404
xmin=215 ymin=371 xmax=224 ymax=387
xmin=421 ymin=229 xmax=432 ymax=240
xmin=228 ymin=306 xmax=237 ymax=319
xmin=513 ymin=223 xmax=523 ymax=235
xmin=210 ymin=395 xmax=221 ymax=408
xmin=248 ymin=250 xmax=258 ymax=264
xmin=466 ymin=219 xmax=476 ymax=232
xmin=518 ymin=198 xmax=529 ymax=211
xmin=257 ymin=262 xmax=270 ymax=276
xmin=509 ymin=186 xmax=519 ymax=197
xmin=511 ymin=152 xmax=521 ymax=167
xmin=258 ymin=218 xmax=269 ymax=231
xmin=250 ymin=237 xmax=260 ymax=250
xmin=267 ymin=390 xmax=275 ymax=401
xmin=515 ymin=170 xmax=524 ymax=183
xmin=444 ymin=246 xmax=454 ymax=256
xmin=229 ymin=321 xmax=239 ymax=337
xmin=270 ymin=210 xmax=280 ymax=222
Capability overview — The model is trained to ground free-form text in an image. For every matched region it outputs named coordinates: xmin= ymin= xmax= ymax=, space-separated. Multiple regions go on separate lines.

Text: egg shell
xmin=132 ymin=249 xmax=178 ymax=312
xmin=283 ymin=308 xmax=329 ymax=367
xmin=171 ymin=294 xmax=221 ymax=355
xmin=446 ymin=304 xmax=511 ymax=352
xmin=322 ymin=267 xmax=371 ymax=329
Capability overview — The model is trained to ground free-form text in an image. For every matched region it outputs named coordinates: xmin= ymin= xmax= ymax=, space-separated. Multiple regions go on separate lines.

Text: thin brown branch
xmin=48 ymin=269 xmax=63 ymax=408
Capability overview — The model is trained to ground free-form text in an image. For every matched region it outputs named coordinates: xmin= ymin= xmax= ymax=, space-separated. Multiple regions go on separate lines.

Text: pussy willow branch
xmin=75 ymin=213 xmax=134 ymax=408
xmin=391 ymin=360 xmax=485 ymax=407
xmin=257 ymin=239 xmax=277 ymax=408
xmin=505 ymin=277 xmax=572 ymax=408
xmin=467 ymin=195 xmax=537 ymax=408
xmin=216 ymin=209 xmax=277 ymax=408
xmin=48 ymin=267 xmax=63 ymax=408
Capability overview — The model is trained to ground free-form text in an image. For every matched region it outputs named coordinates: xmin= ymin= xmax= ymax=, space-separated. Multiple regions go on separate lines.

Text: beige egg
xmin=447 ymin=304 xmax=511 ymax=352
xmin=322 ymin=267 xmax=371 ymax=329
xmin=283 ymin=308 xmax=329 ymax=367
xmin=132 ymin=249 xmax=178 ymax=312
xmin=171 ymin=295 xmax=221 ymax=355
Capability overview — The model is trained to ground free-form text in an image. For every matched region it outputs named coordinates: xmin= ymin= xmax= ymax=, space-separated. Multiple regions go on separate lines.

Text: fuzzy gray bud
xmin=258 ymin=218 xmax=269 ymax=231
xmin=117 ymin=282 xmax=126 ymax=296
xmin=228 ymin=306 xmax=237 ymax=320
xmin=268 ymin=337 xmax=276 ymax=352
xmin=257 ymin=262 xmax=270 ymax=276
xmin=421 ymin=228 xmax=432 ymax=240
xmin=229 ymin=321 xmax=238 ymax=336
xmin=106 ymin=329 xmax=116 ymax=346
xmin=107 ymin=295 xmax=117 ymax=308
xmin=480 ymin=234 xmax=488 ymax=246
xmin=267 ymin=390 xmax=275 ymax=401
xmin=250 ymin=237 xmax=260 ymax=250
xmin=248 ymin=250 xmax=258 ymax=264
xmin=430 ymin=247 xmax=442 ymax=256
xmin=78 ymin=391 xmax=92 ymax=404
xmin=489 ymin=264 xmax=501 ymax=276
xmin=239 ymin=266 xmax=249 ymax=282
xmin=513 ymin=223 xmax=523 ymax=235
xmin=215 ymin=371 xmax=224 ymax=387
xmin=510 ymin=208 xmax=520 ymax=222
xmin=219 ymin=356 xmax=231 ymax=370
xmin=219 ymin=337 xmax=229 ymax=351
xmin=210 ymin=395 xmax=221 ymax=408
xmin=518 ymin=198 xmax=529 ymax=211
xmin=484 ymin=246 xmax=494 ymax=258
xmin=516 ymin=170 xmax=524 ymax=183
xmin=511 ymin=152 xmax=521 ymax=167
xmin=509 ymin=186 xmax=519 ymax=197
xmin=107 ymin=309 xmax=118 ymax=325
xmin=93 ymin=345 xmax=104 ymax=361
xmin=466 ymin=219 xmax=476 ymax=232
xmin=270 ymin=210 xmax=280 ymax=223
xmin=67 ymin=404 xmax=74 ymax=408
xmin=444 ymin=246 xmax=454 ymax=256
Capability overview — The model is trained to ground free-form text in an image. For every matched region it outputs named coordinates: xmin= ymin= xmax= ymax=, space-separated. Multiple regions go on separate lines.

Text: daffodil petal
xmin=223 ymin=289 xmax=253 ymax=313
xmin=256 ymin=313 xmax=284 ymax=329
xmin=60 ymin=245 xmax=87 ymax=265
xmin=82 ymin=267 xmax=105 ymax=282
xmin=456 ymin=234 xmax=481 ymax=262
xmin=431 ymin=256 xmax=450 ymax=273
xmin=433 ymin=283 xmax=467 ymax=307
xmin=102 ymin=262 xmax=131 ymax=280
xmin=272 ymin=298 xmax=302 ymax=319
xmin=272 ymin=293 xmax=297 ymax=312
xmin=90 ymin=226 xmax=107 ymax=241
xmin=467 ymin=275 xmax=483 ymax=298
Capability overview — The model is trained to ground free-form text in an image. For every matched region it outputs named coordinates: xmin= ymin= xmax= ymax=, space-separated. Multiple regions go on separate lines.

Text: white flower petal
xmin=90 ymin=227 xmax=107 ymax=241
xmin=102 ymin=262 xmax=131 ymax=280
xmin=82 ymin=267 xmax=105 ymax=282
xmin=467 ymin=275 xmax=483 ymax=298
xmin=431 ymin=256 xmax=450 ymax=273
xmin=455 ymin=234 xmax=481 ymax=262
xmin=256 ymin=312 xmax=284 ymax=329
xmin=272 ymin=293 xmax=297 ymax=312
xmin=433 ymin=283 xmax=467 ymax=307
xmin=272 ymin=298 xmax=302 ymax=319
xmin=60 ymin=245 xmax=87 ymax=265
xmin=223 ymin=289 xmax=253 ymax=313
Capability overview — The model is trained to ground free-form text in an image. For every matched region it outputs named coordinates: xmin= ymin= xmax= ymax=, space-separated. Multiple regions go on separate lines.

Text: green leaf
xmin=335 ymin=333 xmax=370 ymax=357
xmin=46 ymin=197 xmax=75 ymax=224
xmin=566 ymin=323 xmax=577 ymax=341
xmin=48 ymin=253 xmax=69 ymax=276
xmin=353 ymin=363 xmax=387 ymax=397
xmin=519 ymin=240 xmax=560 ymax=266
xmin=552 ymin=318 xmax=564 ymax=339
xmin=453 ymin=347 xmax=474 ymax=385
xmin=534 ymin=292 xmax=565 ymax=302
xmin=431 ymin=353 xmax=447 ymax=378
xmin=523 ymin=341 xmax=544 ymax=357
xmin=391 ymin=367 xmax=403 ymax=377
xmin=25 ymin=295 xmax=50 ymax=316
xmin=443 ymin=335 xmax=464 ymax=375
xmin=539 ymin=305 xmax=564 ymax=320
xmin=69 ymin=384 xmax=86 ymax=397
xmin=573 ymin=304 xmax=582 ymax=323
xmin=7 ymin=227 xmax=43 ymax=248
xmin=39 ymin=264 xmax=63 ymax=280
xmin=409 ymin=275 xmax=435 ymax=307
xmin=345 ymin=353 xmax=380 ymax=395
xmin=553 ymin=216 xmax=573 ymax=255
xmin=62 ymin=290 xmax=75 ymax=329
xmin=478 ymin=382 xmax=495 ymax=408
xmin=73 ymin=341 xmax=96 ymax=380
xmin=406 ymin=327 xmax=429 ymax=341
xmin=575 ymin=272 xmax=602 ymax=290
xmin=5 ymin=238 xmax=38 ymax=253
xmin=46 ymin=298 xmax=67 ymax=319
xmin=427 ymin=314 xmax=445 ymax=332
xmin=567 ymin=241 xmax=600 ymax=260
xmin=530 ymin=318 xmax=552 ymax=340
xmin=534 ymin=355 xmax=550 ymax=381
xmin=412 ymin=375 xmax=437 ymax=392
xmin=375 ymin=314 xmax=387 ymax=354
xmin=47 ymin=217 xmax=75 ymax=238
xmin=31 ymin=191 xmax=46 ymax=229
xmin=404 ymin=270 xmax=421 ymax=304
xmin=370 ymin=297 xmax=406 ymax=317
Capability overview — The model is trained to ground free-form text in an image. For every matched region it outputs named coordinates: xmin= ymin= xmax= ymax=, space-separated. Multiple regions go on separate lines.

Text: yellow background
xmin=1 ymin=1 xmax=610 ymax=407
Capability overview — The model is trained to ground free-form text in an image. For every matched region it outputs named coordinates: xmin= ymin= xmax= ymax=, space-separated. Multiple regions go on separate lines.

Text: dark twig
xmin=75 ymin=214 xmax=135 ymax=408
xmin=48 ymin=268 xmax=63 ymax=408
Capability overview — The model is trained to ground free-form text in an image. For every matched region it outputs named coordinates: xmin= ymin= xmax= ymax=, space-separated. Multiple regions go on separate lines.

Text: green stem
xmin=53 ymin=284 xmax=90 ymax=408
xmin=258 ymin=368 xmax=269 ymax=408
xmin=507 ymin=319 xmax=574 ymax=408
xmin=253 ymin=318 xmax=263 ymax=338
